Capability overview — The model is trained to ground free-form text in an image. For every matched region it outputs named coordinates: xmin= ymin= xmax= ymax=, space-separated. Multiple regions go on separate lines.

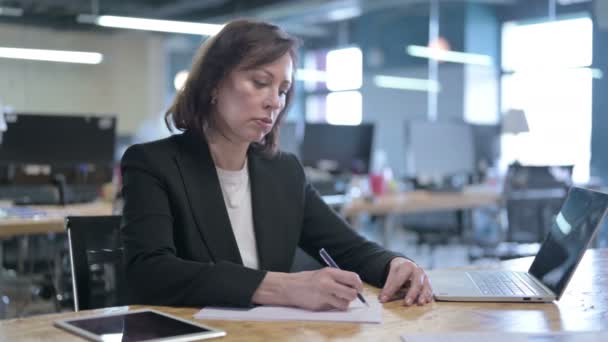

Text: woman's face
xmin=212 ymin=52 xmax=293 ymax=145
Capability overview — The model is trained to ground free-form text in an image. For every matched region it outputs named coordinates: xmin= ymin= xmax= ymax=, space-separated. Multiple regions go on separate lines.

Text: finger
xmin=403 ymin=270 xmax=425 ymax=306
xmin=417 ymin=289 xmax=430 ymax=305
xmin=326 ymin=268 xmax=363 ymax=292
xmin=417 ymin=286 xmax=430 ymax=304
xmin=417 ymin=277 xmax=433 ymax=305
xmin=325 ymin=281 xmax=358 ymax=302
xmin=422 ymin=276 xmax=433 ymax=301
xmin=380 ymin=265 xmax=413 ymax=302
xmin=424 ymin=290 xmax=434 ymax=304
xmin=389 ymin=288 xmax=407 ymax=301
xmin=326 ymin=293 xmax=350 ymax=311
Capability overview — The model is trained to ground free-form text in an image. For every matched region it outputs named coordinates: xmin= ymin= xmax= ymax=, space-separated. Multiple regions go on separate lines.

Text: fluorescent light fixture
xmin=295 ymin=68 xmax=327 ymax=82
xmin=407 ymin=45 xmax=493 ymax=66
xmin=78 ymin=14 xmax=223 ymax=36
xmin=373 ymin=75 xmax=440 ymax=93
xmin=557 ymin=0 xmax=590 ymax=4
xmin=0 ymin=47 xmax=103 ymax=64
xmin=0 ymin=6 xmax=23 ymax=17
xmin=327 ymin=7 xmax=362 ymax=21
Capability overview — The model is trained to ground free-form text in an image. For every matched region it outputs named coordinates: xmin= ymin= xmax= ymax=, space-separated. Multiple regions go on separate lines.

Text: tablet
xmin=54 ymin=309 xmax=226 ymax=342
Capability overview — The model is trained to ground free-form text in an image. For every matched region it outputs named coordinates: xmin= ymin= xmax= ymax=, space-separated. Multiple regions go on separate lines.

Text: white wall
xmin=0 ymin=23 xmax=167 ymax=135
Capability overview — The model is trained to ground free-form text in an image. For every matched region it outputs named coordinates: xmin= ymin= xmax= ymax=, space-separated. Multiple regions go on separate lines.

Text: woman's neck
xmin=205 ymin=129 xmax=249 ymax=171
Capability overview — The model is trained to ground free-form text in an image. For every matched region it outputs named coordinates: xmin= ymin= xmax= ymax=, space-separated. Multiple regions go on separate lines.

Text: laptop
xmin=430 ymin=186 xmax=608 ymax=302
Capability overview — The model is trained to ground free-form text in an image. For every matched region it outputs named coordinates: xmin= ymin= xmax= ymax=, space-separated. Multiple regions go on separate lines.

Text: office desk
xmin=2 ymin=248 xmax=605 ymax=341
xmin=342 ymin=188 xmax=500 ymax=217
xmin=0 ymin=202 xmax=113 ymax=275
xmin=341 ymin=188 xmax=501 ymax=246
xmin=0 ymin=202 xmax=113 ymax=239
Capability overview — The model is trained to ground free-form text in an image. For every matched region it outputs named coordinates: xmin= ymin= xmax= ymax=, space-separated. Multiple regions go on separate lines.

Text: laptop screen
xmin=529 ymin=187 xmax=608 ymax=298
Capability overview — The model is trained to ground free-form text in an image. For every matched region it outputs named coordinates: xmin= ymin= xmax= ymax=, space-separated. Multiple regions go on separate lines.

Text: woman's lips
xmin=253 ymin=118 xmax=273 ymax=130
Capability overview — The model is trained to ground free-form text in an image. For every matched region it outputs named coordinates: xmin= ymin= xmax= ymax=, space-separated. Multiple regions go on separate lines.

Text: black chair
xmin=471 ymin=164 xmax=570 ymax=261
xmin=399 ymin=211 xmax=463 ymax=268
xmin=503 ymin=164 xmax=571 ymax=243
xmin=66 ymin=215 xmax=127 ymax=311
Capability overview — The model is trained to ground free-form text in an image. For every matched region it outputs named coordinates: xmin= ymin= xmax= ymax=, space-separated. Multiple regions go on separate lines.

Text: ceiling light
xmin=407 ymin=45 xmax=493 ymax=66
xmin=0 ymin=47 xmax=103 ymax=64
xmin=373 ymin=75 xmax=440 ymax=93
xmin=0 ymin=6 xmax=23 ymax=17
xmin=326 ymin=7 xmax=361 ymax=21
xmin=77 ymin=14 xmax=223 ymax=36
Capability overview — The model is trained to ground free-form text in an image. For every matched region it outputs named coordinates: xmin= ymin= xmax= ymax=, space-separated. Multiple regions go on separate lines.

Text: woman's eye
xmin=253 ymin=80 xmax=268 ymax=87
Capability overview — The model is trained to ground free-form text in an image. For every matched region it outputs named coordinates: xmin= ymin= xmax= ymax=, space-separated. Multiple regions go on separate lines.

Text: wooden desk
xmin=341 ymin=188 xmax=501 ymax=246
xmin=0 ymin=202 xmax=113 ymax=239
xmin=342 ymin=188 xmax=500 ymax=218
xmin=2 ymin=249 xmax=605 ymax=341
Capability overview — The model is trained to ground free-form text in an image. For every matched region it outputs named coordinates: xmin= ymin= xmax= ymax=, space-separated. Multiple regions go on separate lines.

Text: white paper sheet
xmin=194 ymin=295 xmax=382 ymax=324
xmin=401 ymin=331 xmax=608 ymax=342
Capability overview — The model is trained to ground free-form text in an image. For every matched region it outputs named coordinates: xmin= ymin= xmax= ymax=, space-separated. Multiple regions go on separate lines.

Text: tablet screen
xmin=56 ymin=309 xmax=225 ymax=341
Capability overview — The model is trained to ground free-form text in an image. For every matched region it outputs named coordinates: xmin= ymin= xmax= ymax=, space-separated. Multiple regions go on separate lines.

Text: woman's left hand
xmin=379 ymin=257 xmax=433 ymax=306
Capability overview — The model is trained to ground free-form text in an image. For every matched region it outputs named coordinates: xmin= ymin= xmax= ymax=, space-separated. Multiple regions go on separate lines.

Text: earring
xmin=210 ymin=95 xmax=217 ymax=105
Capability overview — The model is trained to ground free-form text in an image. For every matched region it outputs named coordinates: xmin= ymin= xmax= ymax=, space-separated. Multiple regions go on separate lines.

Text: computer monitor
xmin=0 ymin=112 xmax=116 ymax=187
xmin=470 ymin=123 xmax=501 ymax=169
xmin=0 ymin=112 xmax=116 ymax=165
xmin=405 ymin=121 xmax=475 ymax=178
xmin=301 ymin=123 xmax=374 ymax=174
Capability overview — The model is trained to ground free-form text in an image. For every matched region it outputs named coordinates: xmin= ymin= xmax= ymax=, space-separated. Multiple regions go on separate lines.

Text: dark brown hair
xmin=165 ymin=19 xmax=299 ymax=156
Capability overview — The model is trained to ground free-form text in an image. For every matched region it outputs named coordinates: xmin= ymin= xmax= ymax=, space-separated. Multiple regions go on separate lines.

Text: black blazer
xmin=120 ymin=130 xmax=403 ymax=307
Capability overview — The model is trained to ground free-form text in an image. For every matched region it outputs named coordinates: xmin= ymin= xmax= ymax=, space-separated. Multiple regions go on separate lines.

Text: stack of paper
xmin=194 ymin=296 xmax=381 ymax=324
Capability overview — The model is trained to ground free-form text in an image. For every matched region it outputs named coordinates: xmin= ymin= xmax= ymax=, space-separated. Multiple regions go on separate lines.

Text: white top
xmin=216 ymin=161 xmax=259 ymax=269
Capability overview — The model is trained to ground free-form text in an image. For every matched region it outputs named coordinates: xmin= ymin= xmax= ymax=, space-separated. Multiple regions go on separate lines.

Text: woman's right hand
xmin=252 ymin=268 xmax=363 ymax=311
xmin=284 ymin=268 xmax=363 ymax=311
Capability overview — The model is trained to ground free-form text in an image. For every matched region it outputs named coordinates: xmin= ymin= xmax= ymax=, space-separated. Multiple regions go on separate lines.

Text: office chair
xmin=468 ymin=165 xmax=572 ymax=262
xmin=472 ymin=164 xmax=569 ymax=261
xmin=66 ymin=215 xmax=127 ymax=311
xmin=504 ymin=164 xmax=571 ymax=243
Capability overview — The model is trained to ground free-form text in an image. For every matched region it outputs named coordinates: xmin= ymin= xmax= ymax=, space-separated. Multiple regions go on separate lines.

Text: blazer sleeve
xmin=120 ymin=144 xmax=266 ymax=307
xmin=291 ymin=155 xmax=406 ymax=288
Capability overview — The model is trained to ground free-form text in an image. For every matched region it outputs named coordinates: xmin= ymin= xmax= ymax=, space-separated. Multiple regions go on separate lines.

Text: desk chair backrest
xmin=503 ymin=165 xmax=571 ymax=243
xmin=66 ymin=215 xmax=126 ymax=311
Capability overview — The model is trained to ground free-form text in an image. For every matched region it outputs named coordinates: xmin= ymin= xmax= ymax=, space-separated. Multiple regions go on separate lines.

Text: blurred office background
xmin=1 ymin=0 xmax=607 ymax=319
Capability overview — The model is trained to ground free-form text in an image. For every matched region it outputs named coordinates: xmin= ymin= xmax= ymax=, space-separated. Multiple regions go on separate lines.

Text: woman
xmin=121 ymin=19 xmax=433 ymax=311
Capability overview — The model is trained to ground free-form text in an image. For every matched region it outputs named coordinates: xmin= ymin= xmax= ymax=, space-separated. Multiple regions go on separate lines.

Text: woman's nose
xmin=264 ymin=91 xmax=281 ymax=110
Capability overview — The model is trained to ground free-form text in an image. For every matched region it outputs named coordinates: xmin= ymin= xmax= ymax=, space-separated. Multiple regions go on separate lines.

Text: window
xmin=500 ymin=16 xmax=593 ymax=183
xmin=302 ymin=47 xmax=363 ymax=125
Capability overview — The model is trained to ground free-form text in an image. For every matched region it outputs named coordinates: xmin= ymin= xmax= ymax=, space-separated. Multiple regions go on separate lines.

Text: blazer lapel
xmin=248 ymin=153 xmax=290 ymax=271
xmin=174 ymin=131 xmax=243 ymax=265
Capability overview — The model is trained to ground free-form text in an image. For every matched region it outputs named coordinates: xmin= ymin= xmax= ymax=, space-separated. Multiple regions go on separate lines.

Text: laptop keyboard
xmin=468 ymin=271 xmax=550 ymax=296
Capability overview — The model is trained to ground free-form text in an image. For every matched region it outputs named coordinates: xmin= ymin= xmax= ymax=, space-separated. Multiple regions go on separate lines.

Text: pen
xmin=319 ymin=248 xmax=368 ymax=307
